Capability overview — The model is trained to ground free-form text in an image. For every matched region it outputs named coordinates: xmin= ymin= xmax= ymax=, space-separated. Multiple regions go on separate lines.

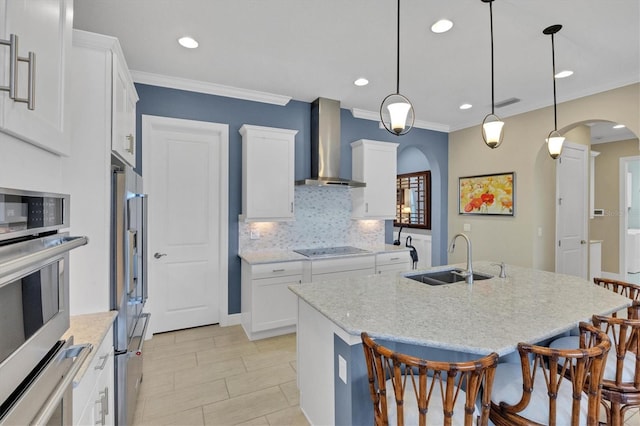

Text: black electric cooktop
xmin=293 ymin=246 xmax=371 ymax=258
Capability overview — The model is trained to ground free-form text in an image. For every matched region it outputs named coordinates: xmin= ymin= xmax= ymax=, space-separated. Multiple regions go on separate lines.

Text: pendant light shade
xmin=543 ymin=24 xmax=564 ymax=159
xmin=380 ymin=0 xmax=414 ymax=136
xmin=481 ymin=0 xmax=504 ymax=149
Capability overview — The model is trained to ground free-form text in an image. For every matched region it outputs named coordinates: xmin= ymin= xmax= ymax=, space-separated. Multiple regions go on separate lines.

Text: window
xmin=395 ymin=171 xmax=431 ymax=229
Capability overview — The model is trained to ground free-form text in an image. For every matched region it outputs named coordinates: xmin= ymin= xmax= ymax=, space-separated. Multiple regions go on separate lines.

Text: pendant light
xmin=380 ymin=0 xmax=414 ymax=136
xmin=481 ymin=0 xmax=504 ymax=149
xmin=543 ymin=24 xmax=565 ymax=159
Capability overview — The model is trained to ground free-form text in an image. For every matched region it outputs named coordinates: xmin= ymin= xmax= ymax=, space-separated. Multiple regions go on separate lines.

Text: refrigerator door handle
xmin=126 ymin=229 xmax=137 ymax=297
xmin=130 ymin=313 xmax=150 ymax=357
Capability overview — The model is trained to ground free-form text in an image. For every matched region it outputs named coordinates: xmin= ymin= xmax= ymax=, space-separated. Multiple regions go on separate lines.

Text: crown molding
xmin=129 ymin=71 xmax=293 ymax=106
xmin=350 ymin=108 xmax=450 ymax=133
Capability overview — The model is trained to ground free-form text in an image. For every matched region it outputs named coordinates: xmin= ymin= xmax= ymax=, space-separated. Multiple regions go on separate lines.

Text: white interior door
xmin=556 ymin=142 xmax=588 ymax=278
xmin=142 ymin=116 xmax=229 ymax=334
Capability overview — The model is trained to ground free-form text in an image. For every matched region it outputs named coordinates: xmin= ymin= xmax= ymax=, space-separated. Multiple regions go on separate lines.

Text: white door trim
xmin=555 ymin=141 xmax=589 ymax=277
xmin=142 ymin=115 xmax=230 ymax=328
xmin=620 ymin=155 xmax=640 ymax=279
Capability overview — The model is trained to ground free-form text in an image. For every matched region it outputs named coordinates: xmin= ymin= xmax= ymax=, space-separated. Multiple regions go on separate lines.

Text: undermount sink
xmin=404 ymin=268 xmax=493 ymax=286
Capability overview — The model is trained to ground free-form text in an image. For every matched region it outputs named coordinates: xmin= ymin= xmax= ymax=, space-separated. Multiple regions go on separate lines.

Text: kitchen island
xmin=289 ymin=262 xmax=631 ymax=426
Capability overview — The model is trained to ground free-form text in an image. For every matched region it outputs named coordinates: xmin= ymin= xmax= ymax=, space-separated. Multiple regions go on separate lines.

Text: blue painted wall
xmin=134 ymin=83 xmax=448 ymax=314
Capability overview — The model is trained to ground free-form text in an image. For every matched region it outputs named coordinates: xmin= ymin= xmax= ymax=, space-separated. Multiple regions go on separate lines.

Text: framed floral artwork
xmin=458 ymin=172 xmax=514 ymax=216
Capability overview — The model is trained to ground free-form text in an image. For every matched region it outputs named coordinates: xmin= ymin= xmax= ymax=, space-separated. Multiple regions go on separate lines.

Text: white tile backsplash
xmin=238 ymin=186 xmax=385 ymax=253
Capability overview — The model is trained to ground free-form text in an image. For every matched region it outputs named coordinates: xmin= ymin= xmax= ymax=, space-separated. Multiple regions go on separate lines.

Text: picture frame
xmin=458 ymin=172 xmax=515 ymax=216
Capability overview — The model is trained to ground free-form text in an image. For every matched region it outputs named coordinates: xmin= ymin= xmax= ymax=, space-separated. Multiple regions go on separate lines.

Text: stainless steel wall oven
xmin=0 ymin=188 xmax=89 ymax=425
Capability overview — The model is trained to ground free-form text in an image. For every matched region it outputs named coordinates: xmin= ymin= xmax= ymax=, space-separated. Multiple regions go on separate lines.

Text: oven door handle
xmin=0 ymin=235 xmax=89 ymax=278
xmin=30 ymin=343 xmax=92 ymax=426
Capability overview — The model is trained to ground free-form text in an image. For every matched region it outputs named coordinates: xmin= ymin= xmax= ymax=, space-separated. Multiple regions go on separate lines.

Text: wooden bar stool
xmin=591 ymin=313 xmax=640 ymax=425
xmin=490 ymin=322 xmax=610 ymax=425
xmin=361 ymin=332 xmax=498 ymax=426
xmin=593 ymin=277 xmax=640 ymax=318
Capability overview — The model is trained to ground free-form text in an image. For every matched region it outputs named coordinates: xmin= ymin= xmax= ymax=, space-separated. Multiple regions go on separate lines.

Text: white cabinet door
xmin=351 ymin=140 xmax=399 ymax=219
xmin=241 ymin=260 xmax=302 ymax=340
xmin=240 ymin=124 xmax=297 ymax=222
xmin=112 ymin=53 xmax=137 ymax=166
xmin=0 ymin=0 xmax=72 ymax=155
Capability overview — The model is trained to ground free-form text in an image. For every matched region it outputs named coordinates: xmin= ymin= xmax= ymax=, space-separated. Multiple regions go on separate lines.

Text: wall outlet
xmin=538 ymin=227 xmax=543 ymax=237
xmin=463 ymin=223 xmax=471 ymax=231
xmin=338 ymin=355 xmax=347 ymax=384
xmin=250 ymin=230 xmax=260 ymax=240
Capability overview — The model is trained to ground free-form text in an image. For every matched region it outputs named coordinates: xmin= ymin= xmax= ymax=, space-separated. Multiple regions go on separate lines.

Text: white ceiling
xmin=73 ymin=0 xmax=639 ymax=139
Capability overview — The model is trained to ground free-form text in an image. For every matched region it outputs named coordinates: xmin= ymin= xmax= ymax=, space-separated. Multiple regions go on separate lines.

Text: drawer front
xmin=252 ymin=261 xmax=304 ymax=279
xmin=376 ymin=251 xmax=411 ymax=266
xmin=311 ymin=255 xmax=375 ymax=275
xmin=376 ymin=263 xmax=411 ymax=275
xmin=312 ymin=267 xmax=376 ymax=282
xmin=73 ymin=327 xmax=114 ymax=422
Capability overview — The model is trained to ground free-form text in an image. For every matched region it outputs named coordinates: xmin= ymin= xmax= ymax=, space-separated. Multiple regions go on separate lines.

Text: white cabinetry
xmin=74 ymin=327 xmax=114 ymax=426
xmin=351 ymin=140 xmax=399 ymax=219
xmin=241 ymin=260 xmax=303 ymax=340
xmin=375 ymin=251 xmax=411 ymax=275
xmin=111 ymin=52 xmax=138 ymax=166
xmin=240 ymin=124 xmax=297 ymax=222
xmin=0 ymin=0 xmax=72 ymax=155
xmin=310 ymin=255 xmax=376 ymax=282
xmin=589 ymin=240 xmax=602 ymax=281
xmin=63 ymin=30 xmax=137 ymax=314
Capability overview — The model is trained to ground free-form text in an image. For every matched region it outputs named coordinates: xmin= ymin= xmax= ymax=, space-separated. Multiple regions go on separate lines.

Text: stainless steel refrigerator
xmin=111 ymin=156 xmax=149 ymax=425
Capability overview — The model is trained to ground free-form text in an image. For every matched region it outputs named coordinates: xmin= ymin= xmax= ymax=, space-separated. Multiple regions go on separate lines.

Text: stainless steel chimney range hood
xmin=295 ymin=97 xmax=366 ymax=188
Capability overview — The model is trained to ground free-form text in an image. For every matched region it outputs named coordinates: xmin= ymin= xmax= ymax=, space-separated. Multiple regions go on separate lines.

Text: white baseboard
xmin=220 ymin=313 xmax=242 ymax=327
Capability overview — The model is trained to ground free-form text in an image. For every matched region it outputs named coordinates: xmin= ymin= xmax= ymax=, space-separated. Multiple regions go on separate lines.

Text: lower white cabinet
xmin=310 ymin=255 xmax=376 ymax=282
xmin=241 ymin=260 xmax=303 ymax=340
xmin=375 ymin=251 xmax=412 ymax=275
xmin=73 ymin=327 xmax=114 ymax=426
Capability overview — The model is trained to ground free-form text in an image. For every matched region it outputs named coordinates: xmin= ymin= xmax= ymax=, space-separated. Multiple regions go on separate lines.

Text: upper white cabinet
xmin=0 ymin=0 xmax=73 ymax=155
xmin=240 ymin=124 xmax=297 ymax=222
xmin=112 ymin=52 xmax=138 ymax=166
xmin=351 ymin=139 xmax=399 ymax=219
xmin=63 ymin=30 xmax=137 ymax=313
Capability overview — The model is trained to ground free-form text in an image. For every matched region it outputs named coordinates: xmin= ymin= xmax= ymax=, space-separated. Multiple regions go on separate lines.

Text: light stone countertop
xmin=238 ymin=244 xmax=410 ymax=265
xmin=288 ymin=261 xmax=631 ymax=356
xmin=62 ymin=311 xmax=118 ymax=385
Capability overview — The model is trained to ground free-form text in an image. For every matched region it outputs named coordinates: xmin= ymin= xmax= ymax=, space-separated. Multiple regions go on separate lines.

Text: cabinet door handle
xmin=0 ymin=34 xmax=35 ymax=110
xmin=290 ymin=202 xmax=294 ymax=213
xmin=11 ymin=35 xmax=35 ymax=110
xmin=126 ymin=134 xmax=135 ymax=153
xmin=365 ymin=202 xmax=369 ymax=213
xmin=94 ymin=353 xmax=109 ymax=370
xmin=95 ymin=386 xmax=109 ymax=425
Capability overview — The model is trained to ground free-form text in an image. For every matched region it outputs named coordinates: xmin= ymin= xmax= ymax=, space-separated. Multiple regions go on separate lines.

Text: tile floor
xmin=133 ymin=324 xmax=639 ymax=425
xmin=132 ymin=325 xmax=309 ymax=426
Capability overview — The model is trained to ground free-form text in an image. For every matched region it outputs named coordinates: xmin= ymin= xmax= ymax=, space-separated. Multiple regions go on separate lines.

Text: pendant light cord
xmin=396 ymin=0 xmax=401 ymax=95
xmin=489 ymin=1 xmax=495 ymax=115
xmin=551 ymin=33 xmax=558 ymax=131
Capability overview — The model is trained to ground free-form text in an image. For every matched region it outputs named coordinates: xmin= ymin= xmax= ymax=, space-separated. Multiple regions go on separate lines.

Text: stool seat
xmin=361 ymin=332 xmax=498 ymax=426
xmin=489 ymin=322 xmax=610 ymax=426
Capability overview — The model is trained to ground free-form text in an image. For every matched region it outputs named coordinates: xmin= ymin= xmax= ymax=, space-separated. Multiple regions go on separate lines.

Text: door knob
xmin=154 ymin=252 xmax=167 ymax=259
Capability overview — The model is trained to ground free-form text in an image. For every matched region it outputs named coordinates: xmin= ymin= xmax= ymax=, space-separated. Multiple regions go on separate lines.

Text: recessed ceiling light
xmin=431 ymin=19 xmax=453 ymax=34
xmin=459 ymin=103 xmax=472 ymax=110
xmin=354 ymin=78 xmax=369 ymax=87
xmin=613 ymin=124 xmax=626 ymax=129
xmin=554 ymin=70 xmax=573 ymax=78
xmin=178 ymin=36 xmax=199 ymax=49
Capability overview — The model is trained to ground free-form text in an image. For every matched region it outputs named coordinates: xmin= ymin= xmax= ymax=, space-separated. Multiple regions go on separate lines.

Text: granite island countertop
xmin=288 ymin=261 xmax=631 ymax=356
xmin=62 ymin=311 xmax=118 ymax=385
